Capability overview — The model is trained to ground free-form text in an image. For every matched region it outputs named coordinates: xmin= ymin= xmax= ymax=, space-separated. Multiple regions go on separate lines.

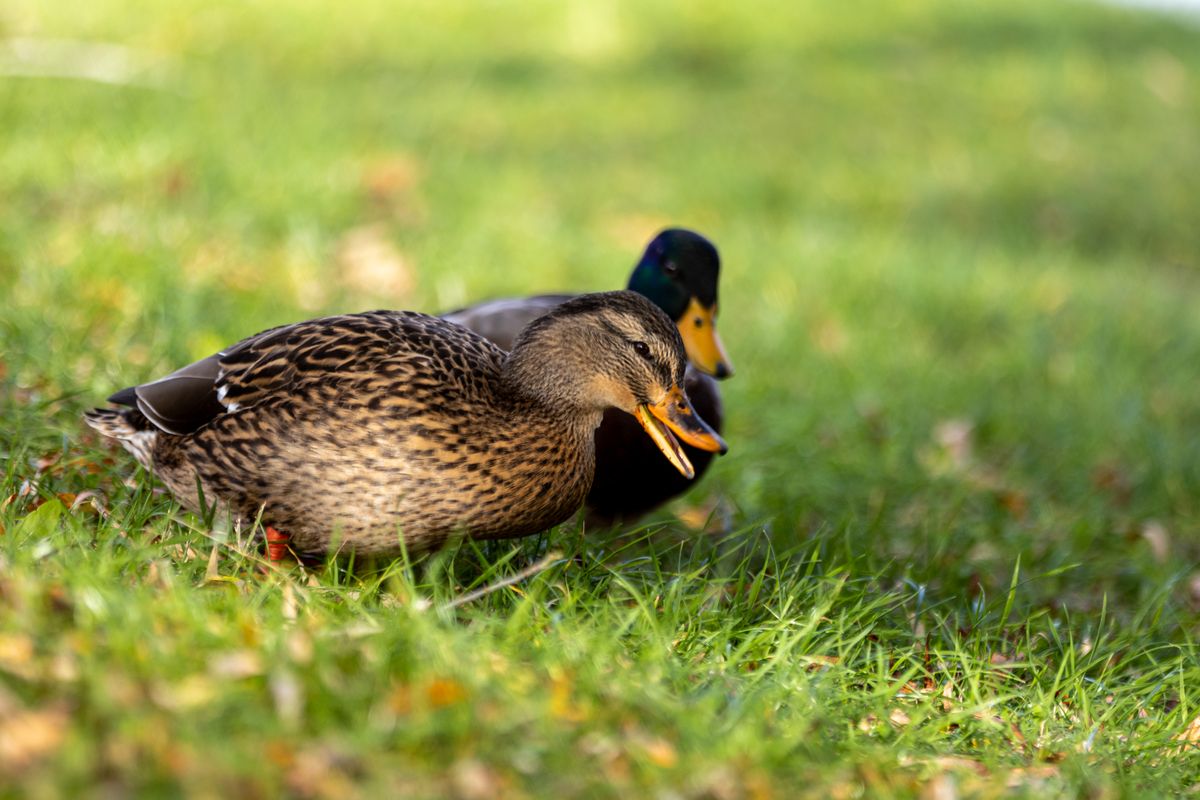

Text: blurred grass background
xmin=2 ymin=0 xmax=1200 ymax=795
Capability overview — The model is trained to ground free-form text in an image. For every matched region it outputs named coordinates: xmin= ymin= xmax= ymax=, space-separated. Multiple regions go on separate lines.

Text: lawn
xmin=3 ymin=0 xmax=1200 ymax=795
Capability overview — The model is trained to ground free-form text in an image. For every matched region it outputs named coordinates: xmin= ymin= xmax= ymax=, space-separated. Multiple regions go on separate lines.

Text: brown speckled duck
xmin=443 ymin=229 xmax=733 ymax=523
xmin=85 ymin=291 xmax=726 ymax=557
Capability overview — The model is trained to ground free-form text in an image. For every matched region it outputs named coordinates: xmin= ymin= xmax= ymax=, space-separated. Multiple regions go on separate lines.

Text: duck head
xmin=505 ymin=290 xmax=727 ymax=479
xmin=628 ymin=228 xmax=734 ymax=380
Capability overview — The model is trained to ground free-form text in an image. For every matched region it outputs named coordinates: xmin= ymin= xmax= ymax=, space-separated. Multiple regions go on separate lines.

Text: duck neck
xmin=500 ymin=324 xmax=613 ymax=423
xmin=499 ymin=350 xmax=607 ymax=438
xmin=493 ymin=354 xmax=606 ymax=527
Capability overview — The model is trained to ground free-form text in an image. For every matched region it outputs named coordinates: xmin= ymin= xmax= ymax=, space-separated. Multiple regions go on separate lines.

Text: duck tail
xmin=84 ymin=407 xmax=158 ymax=466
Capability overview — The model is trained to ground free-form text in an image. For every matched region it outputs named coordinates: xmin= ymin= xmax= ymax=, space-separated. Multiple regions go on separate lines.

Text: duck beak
xmin=635 ymin=385 xmax=728 ymax=480
xmin=679 ymin=298 xmax=734 ymax=379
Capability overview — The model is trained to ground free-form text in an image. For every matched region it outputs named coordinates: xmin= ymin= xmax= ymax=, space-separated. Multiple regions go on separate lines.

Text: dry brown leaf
xmin=972 ymin=711 xmax=1027 ymax=753
xmin=935 ymin=419 xmax=974 ymax=469
xmin=941 ymin=680 xmax=957 ymax=712
xmin=426 ymin=677 xmax=467 ymax=709
xmin=203 ymin=544 xmax=220 ymax=583
xmin=802 ymin=654 xmax=841 ymax=672
xmin=889 ymin=708 xmax=912 ymax=727
xmin=285 ymin=745 xmax=357 ymax=799
xmin=1005 ymin=764 xmax=1061 ymax=788
xmin=1141 ymin=521 xmax=1170 ymax=564
xmin=921 ymin=773 xmax=957 ymax=800
xmin=1173 ymin=716 xmax=1200 ymax=753
xmin=1092 ymin=462 xmax=1132 ymax=507
xmin=0 ymin=634 xmax=34 ymax=667
xmin=932 ymin=756 xmax=989 ymax=777
xmin=208 ymin=650 xmax=263 ymax=679
xmin=361 ymin=154 xmax=422 ymax=205
xmin=0 ymin=705 xmax=69 ymax=772
xmin=287 ymin=630 xmax=313 ymax=665
xmin=675 ymin=497 xmax=727 ymax=533
xmin=451 ymin=758 xmax=503 ymax=800
xmin=33 ymin=452 xmax=61 ymax=474
xmin=634 ymin=734 xmax=678 ymax=768
xmin=337 ymin=224 xmax=415 ymax=302
xmin=0 ymin=633 xmax=36 ymax=680
xmin=281 ymin=583 xmax=298 ymax=623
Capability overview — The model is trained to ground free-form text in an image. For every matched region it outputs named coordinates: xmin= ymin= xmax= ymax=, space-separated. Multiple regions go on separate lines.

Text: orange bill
xmin=679 ymin=297 xmax=734 ymax=379
xmin=634 ymin=384 xmax=728 ymax=479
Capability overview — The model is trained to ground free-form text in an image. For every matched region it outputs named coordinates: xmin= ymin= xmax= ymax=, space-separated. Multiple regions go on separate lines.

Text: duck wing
xmin=441 ymin=294 xmax=573 ymax=351
xmin=107 ymin=312 xmax=429 ymax=436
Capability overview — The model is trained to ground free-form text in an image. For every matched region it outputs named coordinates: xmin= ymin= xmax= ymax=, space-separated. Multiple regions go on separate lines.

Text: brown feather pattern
xmin=86 ymin=292 xmax=691 ymax=556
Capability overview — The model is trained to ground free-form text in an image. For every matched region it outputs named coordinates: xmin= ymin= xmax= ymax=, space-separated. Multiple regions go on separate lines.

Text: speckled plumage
xmin=443 ymin=229 xmax=733 ymax=524
xmin=86 ymin=291 xmax=709 ymax=557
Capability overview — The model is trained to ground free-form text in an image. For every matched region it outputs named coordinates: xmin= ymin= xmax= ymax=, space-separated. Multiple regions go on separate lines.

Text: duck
xmin=84 ymin=291 xmax=727 ymax=558
xmin=442 ymin=228 xmax=733 ymax=523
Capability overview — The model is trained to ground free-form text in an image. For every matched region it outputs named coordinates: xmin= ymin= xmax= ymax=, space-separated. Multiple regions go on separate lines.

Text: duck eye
xmin=662 ymin=260 xmax=679 ymax=277
xmin=632 ymin=341 xmax=652 ymax=360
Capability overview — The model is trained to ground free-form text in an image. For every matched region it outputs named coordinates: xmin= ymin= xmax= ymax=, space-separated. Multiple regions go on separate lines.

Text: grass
xmin=2 ymin=0 xmax=1200 ymax=795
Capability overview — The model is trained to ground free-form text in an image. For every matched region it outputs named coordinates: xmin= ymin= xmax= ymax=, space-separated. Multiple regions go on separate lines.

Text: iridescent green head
xmin=627 ymin=229 xmax=733 ymax=379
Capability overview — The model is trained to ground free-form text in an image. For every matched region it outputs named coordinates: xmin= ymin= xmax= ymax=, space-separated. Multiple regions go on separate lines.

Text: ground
xmin=2 ymin=0 xmax=1200 ymax=796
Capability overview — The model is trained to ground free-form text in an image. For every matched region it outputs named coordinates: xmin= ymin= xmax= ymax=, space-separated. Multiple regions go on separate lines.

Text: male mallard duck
xmin=443 ymin=229 xmax=733 ymax=523
xmin=85 ymin=291 xmax=727 ymax=557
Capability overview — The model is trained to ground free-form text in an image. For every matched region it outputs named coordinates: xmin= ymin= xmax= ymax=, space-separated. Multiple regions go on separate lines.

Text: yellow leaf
xmin=426 ymin=677 xmax=467 ymax=708
xmin=639 ymin=736 xmax=678 ymax=768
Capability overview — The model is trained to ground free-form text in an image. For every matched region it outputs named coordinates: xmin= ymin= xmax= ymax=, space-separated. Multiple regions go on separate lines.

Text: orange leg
xmin=265 ymin=526 xmax=292 ymax=563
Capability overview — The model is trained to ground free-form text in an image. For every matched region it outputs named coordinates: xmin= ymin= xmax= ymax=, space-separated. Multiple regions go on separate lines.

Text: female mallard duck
xmin=443 ymin=228 xmax=733 ymax=523
xmin=85 ymin=291 xmax=726 ymax=557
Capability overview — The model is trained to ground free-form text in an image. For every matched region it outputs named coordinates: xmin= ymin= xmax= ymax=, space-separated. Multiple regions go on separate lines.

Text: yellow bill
xmin=679 ymin=297 xmax=734 ymax=379
xmin=634 ymin=385 xmax=728 ymax=479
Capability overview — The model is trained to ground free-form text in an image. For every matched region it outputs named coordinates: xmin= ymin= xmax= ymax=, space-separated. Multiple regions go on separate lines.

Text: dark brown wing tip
xmin=107 ymin=386 xmax=139 ymax=406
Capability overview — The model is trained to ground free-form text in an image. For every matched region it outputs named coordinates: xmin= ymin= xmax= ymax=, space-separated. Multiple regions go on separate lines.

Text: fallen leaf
xmin=1005 ymin=764 xmax=1061 ymax=788
xmin=0 ymin=705 xmax=69 ymax=772
xmin=337 ymin=224 xmax=414 ymax=302
xmin=285 ymin=745 xmax=358 ymax=799
xmin=921 ymin=773 xmax=957 ymax=800
xmin=271 ymin=669 xmax=303 ymax=728
xmin=634 ymin=734 xmax=678 ymax=768
xmin=361 ymin=154 xmax=422 ymax=206
xmin=286 ymin=630 xmax=313 ymax=665
xmin=0 ymin=634 xmax=36 ymax=680
xmin=426 ymin=677 xmax=467 ymax=708
xmin=1173 ymin=716 xmax=1200 ymax=754
xmin=1141 ymin=520 xmax=1170 ymax=564
xmin=549 ymin=671 xmax=587 ymax=722
xmin=889 ymin=708 xmax=912 ymax=727
xmin=208 ymin=650 xmax=263 ymax=679
xmin=1092 ymin=462 xmax=1132 ymax=507
xmin=900 ymin=755 xmax=989 ymax=777
xmin=802 ymin=654 xmax=841 ymax=672
xmin=33 ymin=452 xmax=61 ymax=474
xmin=150 ymin=675 xmax=217 ymax=711
xmin=202 ymin=544 xmax=221 ymax=585
xmin=451 ymin=758 xmax=502 ymax=800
